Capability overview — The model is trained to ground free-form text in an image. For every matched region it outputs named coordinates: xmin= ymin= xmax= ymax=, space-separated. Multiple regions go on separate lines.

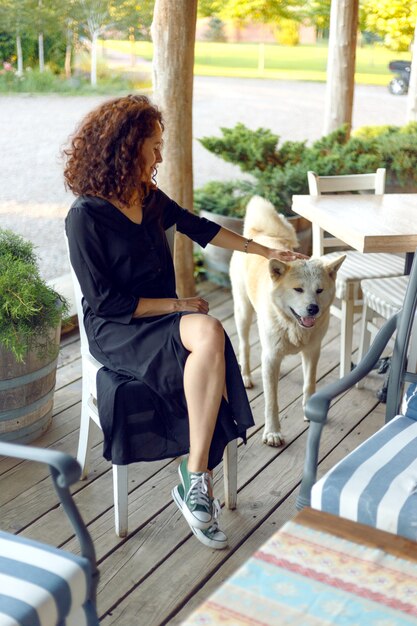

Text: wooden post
xmin=406 ymin=20 xmax=417 ymax=122
xmin=151 ymin=0 xmax=198 ymax=297
xmin=323 ymin=0 xmax=359 ymax=136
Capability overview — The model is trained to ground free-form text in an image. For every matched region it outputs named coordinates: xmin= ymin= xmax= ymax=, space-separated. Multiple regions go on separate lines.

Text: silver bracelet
xmin=244 ymin=238 xmax=253 ymax=253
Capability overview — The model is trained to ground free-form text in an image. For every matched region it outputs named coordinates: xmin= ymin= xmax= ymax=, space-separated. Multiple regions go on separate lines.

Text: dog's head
xmin=268 ymin=255 xmax=345 ymax=328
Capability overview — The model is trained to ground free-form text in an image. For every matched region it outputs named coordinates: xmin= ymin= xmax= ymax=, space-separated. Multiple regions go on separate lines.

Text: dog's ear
xmin=269 ymin=258 xmax=288 ymax=280
xmin=324 ymin=254 xmax=346 ymax=278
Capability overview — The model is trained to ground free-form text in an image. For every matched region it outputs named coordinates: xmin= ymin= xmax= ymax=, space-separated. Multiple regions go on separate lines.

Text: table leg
xmin=405 ymin=251 xmax=414 ymax=275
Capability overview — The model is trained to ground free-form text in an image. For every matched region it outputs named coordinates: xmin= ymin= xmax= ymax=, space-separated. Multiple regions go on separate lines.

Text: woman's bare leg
xmin=179 ymin=314 xmax=226 ymax=473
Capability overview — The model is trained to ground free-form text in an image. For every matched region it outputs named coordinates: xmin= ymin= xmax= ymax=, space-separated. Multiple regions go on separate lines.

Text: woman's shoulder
xmin=67 ymin=195 xmax=117 ymax=224
xmin=68 ymin=194 xmax=111 ymax=213
xmin=144 ymin=187 xmax=172 ymax=209
xmin=66 ymin=196 xmax=110 ymax=236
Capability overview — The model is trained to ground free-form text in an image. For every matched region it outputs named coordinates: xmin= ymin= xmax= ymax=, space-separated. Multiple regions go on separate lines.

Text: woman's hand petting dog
xmin=267 ymin=249 xmax=309 ymax=262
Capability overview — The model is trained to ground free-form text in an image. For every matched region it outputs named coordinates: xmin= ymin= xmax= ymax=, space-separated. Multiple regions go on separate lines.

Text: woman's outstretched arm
xmin=209 ymin=226 xmax=308 ymax=261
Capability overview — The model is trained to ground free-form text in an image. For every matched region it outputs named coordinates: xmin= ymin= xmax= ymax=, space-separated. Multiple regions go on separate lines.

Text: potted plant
xmin=194 ymin=180 xmax=250 ymax=285
xmin=0 ymin=228 xmax=68 ymax=443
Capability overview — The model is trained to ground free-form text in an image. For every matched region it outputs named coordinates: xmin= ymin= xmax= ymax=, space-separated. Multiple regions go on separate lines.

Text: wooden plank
xmin=171 ymin=404 xmax=387 ymax=624
xmin=98 ymin=377 xmax=382 ymax=624
xmin=0 ymin=277 xmax=393 ymax=626
xmin=91 ymin=367 xmax=380 ymax=611
xmin=9 ymin=317 xmax=365 ymax=544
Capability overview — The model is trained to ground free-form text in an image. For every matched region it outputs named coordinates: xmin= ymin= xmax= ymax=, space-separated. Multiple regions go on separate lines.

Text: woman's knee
xmin=180 ymin=314 xmax=225 ymax=353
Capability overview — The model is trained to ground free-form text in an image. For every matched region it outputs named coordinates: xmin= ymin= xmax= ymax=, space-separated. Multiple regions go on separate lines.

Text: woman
xmin=64 ymin=94 xmax=306 ymax=550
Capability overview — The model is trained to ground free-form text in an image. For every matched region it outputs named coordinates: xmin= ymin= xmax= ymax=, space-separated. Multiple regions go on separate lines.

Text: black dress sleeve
xmin=65 ymin=205 xmax=138 ymax=324
xmin=152 ymin=189 xmax=221 ymax=247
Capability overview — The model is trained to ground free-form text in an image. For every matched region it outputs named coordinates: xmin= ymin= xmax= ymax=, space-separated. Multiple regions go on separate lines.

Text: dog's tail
xmin=243 ymin=195 xmax=299 ymax=249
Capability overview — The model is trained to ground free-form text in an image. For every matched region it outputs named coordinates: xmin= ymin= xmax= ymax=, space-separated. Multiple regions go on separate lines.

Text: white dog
xmin=230 ymin=196 xmax=345 ymax=446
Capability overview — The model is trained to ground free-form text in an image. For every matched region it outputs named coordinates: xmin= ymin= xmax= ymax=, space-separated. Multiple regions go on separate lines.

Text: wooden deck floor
xmin=1 ymin=280 xmax=388 ymax=626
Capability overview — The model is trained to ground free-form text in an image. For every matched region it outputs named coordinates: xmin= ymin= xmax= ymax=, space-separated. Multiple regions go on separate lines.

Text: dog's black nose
xmin=307 ymin=304 xmax=319 ymax=316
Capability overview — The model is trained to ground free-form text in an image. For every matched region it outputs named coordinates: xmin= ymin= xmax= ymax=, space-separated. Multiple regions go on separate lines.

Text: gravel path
xmin=0 ymin=77 xmax=407 ymax=280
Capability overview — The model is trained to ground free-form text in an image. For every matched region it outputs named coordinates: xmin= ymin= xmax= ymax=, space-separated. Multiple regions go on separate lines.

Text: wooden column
xmin=406 ymin=20 xmax=417 ymax=122
xmin=151 ymin=0 xmax=198 ymax=297
xmin=323 ymin=0 xmax=359 ymax=136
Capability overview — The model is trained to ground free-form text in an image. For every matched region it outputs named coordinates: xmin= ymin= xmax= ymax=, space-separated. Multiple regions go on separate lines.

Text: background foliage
xmin=0 ymin=0 xmax=415 ymax=78
xmin=196 ymin=122 xmax=417 ymax=217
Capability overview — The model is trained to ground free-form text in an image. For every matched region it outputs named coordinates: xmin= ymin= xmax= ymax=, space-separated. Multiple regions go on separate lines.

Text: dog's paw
xmin=262 ymin=429 xmax=285 ymax=447
xmin=242 ymin=375 xmax=253 ymax=389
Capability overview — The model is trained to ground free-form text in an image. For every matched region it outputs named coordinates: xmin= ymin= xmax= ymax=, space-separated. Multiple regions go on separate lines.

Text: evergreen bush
xmin=0 ymin=229 xmax=68 ymax=362
xmin=194 ymin=180 xmax=250 ymax=218
xmin=196 ymin=122 xmax=417 ymax=216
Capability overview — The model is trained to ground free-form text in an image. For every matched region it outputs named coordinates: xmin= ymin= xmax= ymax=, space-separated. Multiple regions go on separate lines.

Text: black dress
xmin=65 ymin=190 xmax=254 ymax=469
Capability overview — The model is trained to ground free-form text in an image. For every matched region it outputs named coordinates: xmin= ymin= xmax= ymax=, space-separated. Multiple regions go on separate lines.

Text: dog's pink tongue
xmin=301 ymin=316 xmax=316 ymax=327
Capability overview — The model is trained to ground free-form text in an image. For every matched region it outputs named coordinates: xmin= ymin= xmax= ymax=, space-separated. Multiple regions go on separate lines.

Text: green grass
xmin=102 ymin=39 xmax=410 ymax=85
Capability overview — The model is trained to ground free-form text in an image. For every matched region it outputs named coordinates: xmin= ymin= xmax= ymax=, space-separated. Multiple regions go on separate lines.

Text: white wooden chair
xmin=0 ymin=441 xmax=99 ymax=625
xmin=67 ymin=228 xmax=238 ymax=538
xmin=307 ymin=169 xmax=404 ymax=377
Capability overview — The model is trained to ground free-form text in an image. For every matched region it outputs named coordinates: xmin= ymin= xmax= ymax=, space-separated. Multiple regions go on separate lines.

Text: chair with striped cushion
xmin=297 ymin=249 xmax=417 ymax=541
xmin=0 ymin=441 xmax=99 ymax=626
xmin=357 ymin=275 xmax=409 ymax=368
xmin=307 ymin=169 xmax=404 ymax=377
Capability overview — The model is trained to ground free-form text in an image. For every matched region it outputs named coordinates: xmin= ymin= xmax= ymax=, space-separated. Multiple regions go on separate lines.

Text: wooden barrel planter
xmin=200 ymin=210 xmax=312 ymax=286
xmin=0 ymin=324 xmax=61 ymax=443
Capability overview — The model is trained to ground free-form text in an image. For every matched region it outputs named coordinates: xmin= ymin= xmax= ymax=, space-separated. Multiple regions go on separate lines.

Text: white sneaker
xmin=191 ymin=520 xmax=228 ymax=550
xmin=172 ymin=484 xmax=228 ymax=550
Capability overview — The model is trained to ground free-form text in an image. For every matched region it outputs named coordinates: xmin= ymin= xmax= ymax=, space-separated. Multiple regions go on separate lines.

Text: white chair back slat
xmin=307 ymin=168 xmax=386 ymax=255
xmin=308 ymin=168 xmax=386 ymax=196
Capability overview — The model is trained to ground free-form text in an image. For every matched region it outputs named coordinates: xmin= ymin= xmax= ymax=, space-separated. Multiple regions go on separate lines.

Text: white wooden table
xmin=292 ymin=193 xmax=417 ymax=272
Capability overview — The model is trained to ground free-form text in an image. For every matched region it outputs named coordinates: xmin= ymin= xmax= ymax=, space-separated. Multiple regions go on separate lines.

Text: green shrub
xmin=0 ymin=65 xmax=147 ymax=94
xmin=194 ymin=180 xmax=250 ymax=218
xmin=352 ymin=125 xmax=398 ymax=139
xmin=0 ymin=229 xmax=68 ymax=362
xmin=197 ymin=122 xmax=417 ymax=216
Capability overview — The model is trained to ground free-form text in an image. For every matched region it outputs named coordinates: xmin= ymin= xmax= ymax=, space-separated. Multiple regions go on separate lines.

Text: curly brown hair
xmin=63 ymin=94 xmax=164 ymax=207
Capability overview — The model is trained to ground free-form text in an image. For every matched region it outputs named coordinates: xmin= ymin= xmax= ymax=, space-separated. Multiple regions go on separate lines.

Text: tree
xmin=31 ymin=0 xmax=58 ymax=72
xmin=58 ymin=0 xmax=80 ymax=79
xmin=198 ymin=0 xmax=303 ymax=29
xmin=323 ymin=0 xmax=358 ymax=136
xmin=77 ymin=0 xmax=112 ymax=86
xmin=198 ymin=0 xmax=223 ymax=18
xmin=114 ymin=0 xmax=154 ymax=40
xmin=151 ymin=0 xmax=198 ymax=297
xmin=360 ymin=0 xmax=417 ymax=51
xmin=0 ymin=0 xmax=33 ymax=74
xmin=219 ymin=0 xmax=300 ymax=23
xmin=111 ymin=0 xmax=154 ymax=67
xmin=303 ymin=0 xmax=331 ymax=35
xmin=407 ymin=20 xmax=417 ymax=122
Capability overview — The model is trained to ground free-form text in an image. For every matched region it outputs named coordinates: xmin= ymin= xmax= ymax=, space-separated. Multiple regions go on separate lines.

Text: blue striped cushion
xmin=322 ymin=251 xmax=404 ymax=300
xmin=0 ymin=531 xmax=98 ymax=626
xmin=311 ymin=415 xmax=417 ymax=541
xmin=402 ymin=383 xmax=417 ymax=421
